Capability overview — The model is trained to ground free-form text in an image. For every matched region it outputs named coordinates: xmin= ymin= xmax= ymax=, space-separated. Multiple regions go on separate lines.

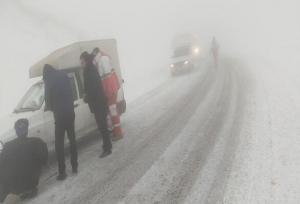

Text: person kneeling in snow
xmin=0 ymin=119 xmax=48 ymax=202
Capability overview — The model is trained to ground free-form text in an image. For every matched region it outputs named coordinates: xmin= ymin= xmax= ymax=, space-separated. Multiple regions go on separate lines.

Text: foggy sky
xmin=0 ymin=0 xmax=299 ymax=117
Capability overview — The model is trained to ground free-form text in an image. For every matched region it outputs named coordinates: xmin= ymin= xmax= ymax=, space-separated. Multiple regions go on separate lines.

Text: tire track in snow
xmin=162 ymin=65 xmax=234 ymax=204
xmin=183 ymin=63 xmax=244 ymax=204
xmin=117 ymin=67 xmax=231 ymax=204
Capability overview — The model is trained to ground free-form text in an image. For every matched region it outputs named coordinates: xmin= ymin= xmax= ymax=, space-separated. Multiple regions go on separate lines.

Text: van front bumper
xmin=170 ymin=60 xmax=194 ymax=75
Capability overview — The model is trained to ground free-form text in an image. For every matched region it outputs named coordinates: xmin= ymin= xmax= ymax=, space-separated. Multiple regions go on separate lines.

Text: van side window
xmin=68 ymin=75 xmax=79 ymax=101
xmin=75 ymin=71 xmax=84 ymax=99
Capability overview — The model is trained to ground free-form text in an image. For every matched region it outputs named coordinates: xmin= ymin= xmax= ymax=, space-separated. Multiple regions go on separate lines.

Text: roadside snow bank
xmin=224 ymin=59 xmax=300 ymax=204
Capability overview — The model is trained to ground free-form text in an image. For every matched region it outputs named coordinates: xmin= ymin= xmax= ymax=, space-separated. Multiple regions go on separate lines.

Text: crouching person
xmin=0 ymin=119 xmax=48 ymax=202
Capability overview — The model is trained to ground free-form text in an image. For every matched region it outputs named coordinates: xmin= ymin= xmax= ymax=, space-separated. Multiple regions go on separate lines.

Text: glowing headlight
xmin=170 ymin=64 xmax=174 ymax=68
xmin=184 ymin=60 xmax=189 ymax=65
xmin=194 ymin=48 xmax=200 ymax=54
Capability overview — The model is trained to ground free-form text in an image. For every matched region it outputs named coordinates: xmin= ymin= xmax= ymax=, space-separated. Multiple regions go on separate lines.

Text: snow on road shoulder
xmin=223 ymin=60 xmax=300 ymax=204
xmin=222 ymin=63 xmax=273 ymax=204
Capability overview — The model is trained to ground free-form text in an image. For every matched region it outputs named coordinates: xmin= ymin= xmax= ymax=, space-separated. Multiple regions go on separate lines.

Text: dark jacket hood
xmin=43 ymin=64 xmax=57 ymax=81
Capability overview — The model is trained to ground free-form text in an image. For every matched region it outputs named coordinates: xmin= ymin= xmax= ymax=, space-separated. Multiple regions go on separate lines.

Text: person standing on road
xmin=92 ymin=48 xmax=123 ymax=141
xmin=43 ymin=64 xmax=78 ymax=180
xmin=211 ymin=36 xmax=219 ymax=68
xmin=0 ymin=119 xmax=48 ymax=202
xmin=80 ymin=52 xmax=112 ymax=158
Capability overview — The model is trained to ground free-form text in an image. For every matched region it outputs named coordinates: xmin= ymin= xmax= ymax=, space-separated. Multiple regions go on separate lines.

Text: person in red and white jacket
xmin=92 ymin=48 xmax=123 ymax=141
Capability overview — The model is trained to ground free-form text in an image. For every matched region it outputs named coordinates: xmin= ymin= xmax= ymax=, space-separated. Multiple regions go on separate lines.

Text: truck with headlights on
xmin=169 ymin=34 xmax=203 ymax=76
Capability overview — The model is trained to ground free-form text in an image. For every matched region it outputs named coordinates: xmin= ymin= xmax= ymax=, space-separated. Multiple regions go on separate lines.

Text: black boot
xmin=72 ymin=167 xmax=78 ymax=174
xmin=99 ymin=150 xmax=112 ymax=158
xmin=56 ymin=172 xmax=67 ymax=181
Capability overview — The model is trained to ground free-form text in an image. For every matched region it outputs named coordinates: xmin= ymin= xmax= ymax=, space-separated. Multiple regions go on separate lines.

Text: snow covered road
xmin=25 ymin=60 xmax=245 ymax=204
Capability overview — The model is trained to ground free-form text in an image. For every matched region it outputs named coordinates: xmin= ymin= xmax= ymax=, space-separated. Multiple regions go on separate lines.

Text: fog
xmin=0 ymin=0 xmax=299 ymax=115
xmin=0 ymin=0 xmax=298 ymax=117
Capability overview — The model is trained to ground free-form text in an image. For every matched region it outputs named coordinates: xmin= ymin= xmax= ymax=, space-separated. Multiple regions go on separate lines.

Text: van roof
xmin=29 ymin=39 xmax=121 ymax=78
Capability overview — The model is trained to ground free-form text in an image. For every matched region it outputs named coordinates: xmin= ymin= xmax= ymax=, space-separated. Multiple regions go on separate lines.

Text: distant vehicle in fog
xmin=169 ymin=34 xmax=204 ymax=76
xmin=0 ymin=39 xmax=126 ymax=154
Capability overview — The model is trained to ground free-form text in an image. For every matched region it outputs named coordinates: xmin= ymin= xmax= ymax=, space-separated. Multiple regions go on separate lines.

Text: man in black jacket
xmin=80 ymin=52 xmax=112 ymax=158
xmin=43 ymin=64 xmax=78 ymax=180
xmin=0 ymin=119 xmax=48 ymax=202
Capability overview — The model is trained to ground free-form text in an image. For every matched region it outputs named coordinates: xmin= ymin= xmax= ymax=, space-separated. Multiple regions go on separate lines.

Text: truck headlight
xmin=170 ymin=64 xmax=174 ymax=68
xmin=184 ymin=60 xmax=189 ymax=65
xmin=194 ymin=48 xmax=200 ymax=54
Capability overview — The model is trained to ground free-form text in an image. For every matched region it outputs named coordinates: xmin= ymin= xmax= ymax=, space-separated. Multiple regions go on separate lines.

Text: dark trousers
xmin=0 ymin=173 xmax=40 ymax=202
xmin=94 ymin=110 xmax=112 ymax=152
xmin=55 ymin=113 xmax=78 ymax=174
xmin=0 ymin=183 xmax=8 ymax=202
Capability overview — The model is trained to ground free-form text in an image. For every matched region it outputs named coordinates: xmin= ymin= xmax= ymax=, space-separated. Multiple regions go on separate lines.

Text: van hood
xmin=0 ymin=112 xmax=36 ymax=143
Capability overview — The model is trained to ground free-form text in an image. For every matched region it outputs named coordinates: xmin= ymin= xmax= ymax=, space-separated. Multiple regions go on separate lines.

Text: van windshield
xmin=15 ymin=83 xmax=44 ymax=113
xmin=172 ymin=46 xmax=191 ymax=58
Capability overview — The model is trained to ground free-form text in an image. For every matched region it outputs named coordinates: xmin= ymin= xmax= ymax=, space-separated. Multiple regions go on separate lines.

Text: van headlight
xmin=194 ymin=48 xmax=200 ymax=54
xmin=184 ymin=60 xmax=189 ymax=65
xmin=170 ymin=64 xmax=174 ymax=68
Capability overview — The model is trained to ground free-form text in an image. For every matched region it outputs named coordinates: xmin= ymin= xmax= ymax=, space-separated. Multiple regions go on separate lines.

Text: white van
xmin=0 ymin=39 xmax=126 ymax=152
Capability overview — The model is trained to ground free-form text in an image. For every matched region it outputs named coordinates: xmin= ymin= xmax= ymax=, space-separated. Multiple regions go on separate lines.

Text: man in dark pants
xmin=43 ymin=64 xmax=78 ymax=180
xmin=0 ymin=119 xmax=48 ymax=202
xmin=80 ymin=52 xmax=112 ymax=158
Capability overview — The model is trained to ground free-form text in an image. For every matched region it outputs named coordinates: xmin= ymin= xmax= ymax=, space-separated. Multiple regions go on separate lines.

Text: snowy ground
xmin=18 ymin=57 xmax=300 ymax=204
xmin=223 ymin=59 xmax=300 ymax=204
xmin=20 ymin=58 xmax=245 ymax=204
